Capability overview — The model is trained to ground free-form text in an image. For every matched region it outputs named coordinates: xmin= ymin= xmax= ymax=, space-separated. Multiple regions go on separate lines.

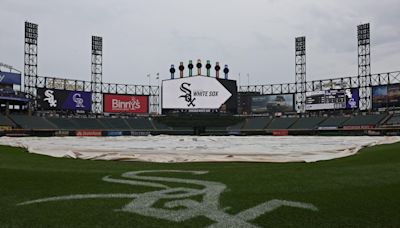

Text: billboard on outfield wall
xmin=37 ymin=88 xmax=92 ymax=111
xmin=103 ymin=94 xmax=148 ymax=113
xmin=162 ymin=76 xmax=233 ymax=110
xmin=0 ymin=71 xmax=21 ymax=85
xmin=388 ymin=84 xmax=400 ymax=107
xmin=251 ymin=94 xmax=294 ymax=113
xmin=305 ymin=89 xmax=359 ymax=111
xmin=372 ymin=85 xmax=388 ymax=109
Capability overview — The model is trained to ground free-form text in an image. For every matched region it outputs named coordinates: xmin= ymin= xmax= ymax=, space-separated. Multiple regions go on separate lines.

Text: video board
xmin=103 ymin=94 xmax=148 ymax=113
xmin=372 ymin=84 xmax=400 ymax=109
xmin=251 ymin=94 xmax=294 ymax=113
xmin=37 ymin=88 xmax=92 ymax=111
xmin=305 ymin=89 xmax=359 ymax=111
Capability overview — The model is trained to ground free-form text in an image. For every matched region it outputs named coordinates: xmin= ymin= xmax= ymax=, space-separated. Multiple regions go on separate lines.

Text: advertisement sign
xmin=388 ymin=84 xmax=400 ymax=107
xmin=0 ymin=71 xmax=21 ymax=85
xmin=162 ymin=76 xmax=232 ymax=109
xmin=103 ymin=94 xmax=148 ymax=113
xmin=305 ymin=89 xmax=358 ymax=111
xmin=251 ymin=94 xmax=294 ymax=113
xmin=345 ymin=88 xmax=359 ymax=109
xmin=76 ymin=130 xmax=102 ymax=137
xmin=372 ymin=85 xmax=388 ymax=109
xmin=37 ymin=88 xmax=92 ymax=111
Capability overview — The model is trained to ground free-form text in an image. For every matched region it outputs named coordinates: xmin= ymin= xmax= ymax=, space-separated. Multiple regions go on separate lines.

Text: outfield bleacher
xmin=290 ymin=117 xmax=326 ymax=130
xmin=384 ymin=114 xmax=400 ymax=126
xmin=0 ymin=114 xmax=15 ymax=128
xmin=342 ymin=114 xmax=387 ymax=127
xmin=10 ymin=115 xmax=57 ymax=130
xmin=125 ymin=117 xmax=154 ymax=130
xmin=70 ymin=118 xmax=105 ymax=129
xmin=318 ymin=116 xmax=350 ymax=128
xmin=98 ymin=118 xmax=131 ymax=130
xmin=46 ymin=117 xmax=77 ymax=130
xmin=266 ymin=117 xmax=298 ymax=129
xmin=151 ymin=119 xmax=173 ymax=130
xmin=242 ymin=117 xmax=271 ymax=130
xmin=226 ymin=122 xmax=245 ymax=131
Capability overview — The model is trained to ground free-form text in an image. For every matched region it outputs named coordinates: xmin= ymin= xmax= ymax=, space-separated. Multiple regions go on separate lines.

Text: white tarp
xmin=0 ymin=136 xmax=399 ymax=163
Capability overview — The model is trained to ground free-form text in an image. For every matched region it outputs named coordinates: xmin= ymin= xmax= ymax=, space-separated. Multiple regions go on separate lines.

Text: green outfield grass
xmin=1 ymin=142 xmax=400 ymax=227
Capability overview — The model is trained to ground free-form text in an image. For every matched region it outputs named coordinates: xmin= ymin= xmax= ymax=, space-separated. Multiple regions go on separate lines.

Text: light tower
xmin=295 ymin=36 xmax=306 ymax=113
xmin=24 ymin=21 xmax=38 ymax=97
xmin=91 ymin=36 xmax=103 ymax=113
xmin=357 ymin=23 xmax=371 ymax=110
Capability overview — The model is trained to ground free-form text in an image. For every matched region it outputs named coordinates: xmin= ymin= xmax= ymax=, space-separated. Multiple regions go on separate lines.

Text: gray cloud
xmin=0 ymin=0 xmax=399 ymax=87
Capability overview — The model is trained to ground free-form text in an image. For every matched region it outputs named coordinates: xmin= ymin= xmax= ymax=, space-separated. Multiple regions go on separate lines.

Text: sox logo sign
xmin=162 ymin=76 xmax=232 ymax=109
xmin=18 ymin=170 xmax=318 ymax=227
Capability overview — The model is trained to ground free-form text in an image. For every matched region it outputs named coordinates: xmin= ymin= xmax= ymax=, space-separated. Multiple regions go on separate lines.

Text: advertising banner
xmin=372 ymin=85 xmax=388 ymax=110
xmin=0 ymin=71 xmax=21 ymax=85
xmin=251 ymin=94 xmax=294 ymax=113
xmin=37 ymin=88 xmax=92 ymax=111
xmin=103 ymin=94 xmax=148 ymax=113
xmin=345 ymin=88 xmax=359 ymax=109
xmin=76 ymin=130 xmax=102 ymax=137
xmin=162 ymin=76 xmax=232 ymax=109
xmin=388 ymin=84 xmax=400 ymax=107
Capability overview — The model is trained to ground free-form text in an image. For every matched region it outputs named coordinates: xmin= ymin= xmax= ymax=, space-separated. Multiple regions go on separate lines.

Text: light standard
xmin=247 ymin=73 xmax=250 ymax=86
xmin=147 ymin=74 xmax=151 ymax=86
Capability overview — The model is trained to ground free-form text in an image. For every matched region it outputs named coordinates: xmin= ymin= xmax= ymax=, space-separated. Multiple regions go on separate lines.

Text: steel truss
xmin=239 ymin=70 xmax=400 ymax=111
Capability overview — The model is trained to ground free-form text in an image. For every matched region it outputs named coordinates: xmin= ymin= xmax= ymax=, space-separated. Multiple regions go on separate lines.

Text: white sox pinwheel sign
xmin=162 ymin=76 xmax=232 ymax=109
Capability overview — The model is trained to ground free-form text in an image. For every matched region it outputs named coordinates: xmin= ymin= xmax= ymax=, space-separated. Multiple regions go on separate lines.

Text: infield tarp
xmin=0 ymin=136 xmax=399 ymax=163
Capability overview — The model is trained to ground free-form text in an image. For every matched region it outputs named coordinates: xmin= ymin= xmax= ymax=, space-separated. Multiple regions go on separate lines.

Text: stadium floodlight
xmin=169 ymin=65 xmax=175 ymax=79
xmin=188 ymin=60 xmax=193 ymax=77
xmin=206 ymin=60 xmax=211 ymax=77
xmin=196 ymin=59 xmax=202 ymax=76
xmin=215 ymin=62 xmax=221 ymax=78
xmin=223 ymin=65 xmax=229 ymax=79
xmin=179 ymin=62 xmax=184 ymax=78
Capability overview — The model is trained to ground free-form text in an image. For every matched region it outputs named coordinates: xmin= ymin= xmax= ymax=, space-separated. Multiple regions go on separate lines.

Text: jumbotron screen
xmin=305 ymin=89 xmax=359 ymax=111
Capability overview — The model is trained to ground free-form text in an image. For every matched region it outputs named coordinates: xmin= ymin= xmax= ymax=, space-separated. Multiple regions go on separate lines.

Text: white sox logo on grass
xmin=17 ymin=170 xmax=318 ymax=227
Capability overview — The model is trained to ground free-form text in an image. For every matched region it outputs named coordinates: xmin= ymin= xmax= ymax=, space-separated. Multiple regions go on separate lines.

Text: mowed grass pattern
xmin=0 ymin=142 xmax=400 ymax=227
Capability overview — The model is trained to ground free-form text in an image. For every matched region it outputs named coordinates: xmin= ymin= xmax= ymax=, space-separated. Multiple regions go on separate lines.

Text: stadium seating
xmin=226 ymin=122 xmax=245 ymax=131
xmin=242 ymin=117 xmax=271 ymax=130
xmin=290 ymin=117 xmax=327 ymax=129
xmin=70 ymin=118 xmax=106 ymax=129
xmin=342 ymin=114 xmax=387 ymax=127
xmin=10 ymin=115 xmax=57 ymax=130
xmin=318 ymin=116 xmax=350 ymax=128
xmin=384 ymin=114 xmax=400 ymax=126
xmin=98 ymin=118 xmax=131 ymax=130
xmin=151 ymin=119 xmax=173 ymax=130
xmin=125 ymin=117 xmax=154 ymax=130
xmin=46 ymin=117 xmax=78 ymax=130
xmin=266 ymin=117 xmax=298 ymax=129
xmin=0 ymin=114 xmax=16 ymax=128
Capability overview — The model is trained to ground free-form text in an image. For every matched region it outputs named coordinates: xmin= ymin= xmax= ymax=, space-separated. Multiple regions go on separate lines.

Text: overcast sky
xmin=1 ymin=0 xmax=399 ymax=86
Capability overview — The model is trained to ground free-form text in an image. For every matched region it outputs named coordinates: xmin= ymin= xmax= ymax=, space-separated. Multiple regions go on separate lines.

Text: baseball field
xmin=1 ymin=142 xmax=400 ymax=227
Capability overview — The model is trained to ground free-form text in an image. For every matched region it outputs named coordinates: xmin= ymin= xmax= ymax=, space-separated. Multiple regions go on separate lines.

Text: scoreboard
xmin=305 ymin=90 xmax=347 ymax=110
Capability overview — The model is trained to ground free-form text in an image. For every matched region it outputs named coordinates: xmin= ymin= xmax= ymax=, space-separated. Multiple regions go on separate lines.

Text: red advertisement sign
xmin=76 ymin=130 xmax=102 ymax=137
xmin=103 ymin=94 xmax=148 ymax=113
